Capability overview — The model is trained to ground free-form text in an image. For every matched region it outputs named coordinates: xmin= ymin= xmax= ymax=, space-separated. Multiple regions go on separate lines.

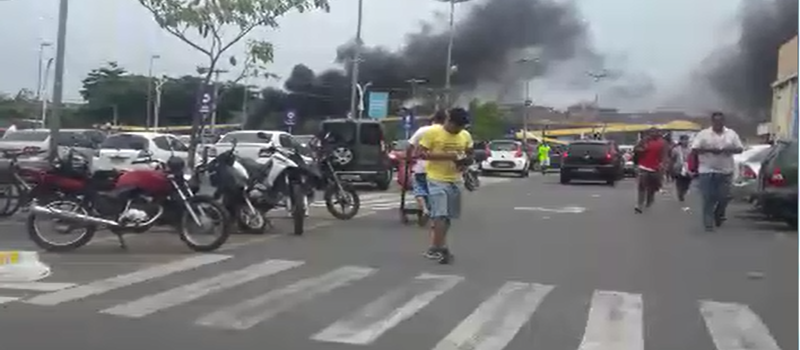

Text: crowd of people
xmin=633 ymin=112 xmax=744 ymax=232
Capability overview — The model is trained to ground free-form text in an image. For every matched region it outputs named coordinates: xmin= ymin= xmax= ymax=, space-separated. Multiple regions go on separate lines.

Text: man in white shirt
xmin=690 ymin=112 xmax=743 ymax=231
xmin=407 ymin=110 xmax=447 ymax=216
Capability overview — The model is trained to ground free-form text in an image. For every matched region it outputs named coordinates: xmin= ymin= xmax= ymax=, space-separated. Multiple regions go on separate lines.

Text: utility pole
xmin=47 ymin=0 xmax=69 ymax=160
xmin=40 ymin=58 xmax=54 ymax=126
xmin=516 ymin=57 xmax=539 ymax=147
xmin=439 ymin=0 xmax=470 ymax=107
xmin=587 ymin=69 xmax=608 ymax=136
xmin=153 ymin=77 xmax=166 ymax=129
xmin=348 ymin=0 xmax=364 ymax=119
xmin=146 ymin=54 xmax=160 ymax=130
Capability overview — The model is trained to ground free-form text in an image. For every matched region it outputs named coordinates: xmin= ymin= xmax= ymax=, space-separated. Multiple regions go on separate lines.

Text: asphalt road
xmin=0 ymin=173 xmax=795 ymax=350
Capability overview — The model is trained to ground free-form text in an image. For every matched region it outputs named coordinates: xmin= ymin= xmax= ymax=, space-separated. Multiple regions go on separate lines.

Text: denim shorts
xmin=427 ymin=180 xmax=462 ymax=219
xmin=413 ymin=173 xmax=429 ymax=197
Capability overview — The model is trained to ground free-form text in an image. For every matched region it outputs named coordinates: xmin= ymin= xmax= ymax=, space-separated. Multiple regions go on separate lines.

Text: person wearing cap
xmin=633 ymin=127 xmax=668 ymax=213
xmin=407 ymin=110 xmax=448 ymax=218
xmin=416 ymin=107 xmax=473 ymax=264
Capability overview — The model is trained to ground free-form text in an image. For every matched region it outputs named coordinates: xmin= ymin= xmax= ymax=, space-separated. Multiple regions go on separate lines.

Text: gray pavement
xmin=0 ymin=174 xmax=795 ymax=350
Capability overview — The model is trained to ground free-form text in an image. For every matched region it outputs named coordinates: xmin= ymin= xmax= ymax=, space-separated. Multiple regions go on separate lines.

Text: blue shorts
xmin=427 ymin=180 xmax=461 ymax=219
xmin=413 ymin=173 xmax=429 ymax=197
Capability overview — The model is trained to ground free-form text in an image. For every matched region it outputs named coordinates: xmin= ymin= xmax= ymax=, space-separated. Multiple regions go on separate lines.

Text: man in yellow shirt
xmin=417 ymin=107 xmax=473 ymax=264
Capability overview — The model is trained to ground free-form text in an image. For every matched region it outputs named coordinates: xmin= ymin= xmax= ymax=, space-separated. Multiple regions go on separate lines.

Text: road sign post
xmin=403 ymin=111 xmax=414 ymax=139
xmin=368 ymin=92 xmax=389 ymax=119
xmin=284 ymin=110 xmax=297 ymax=134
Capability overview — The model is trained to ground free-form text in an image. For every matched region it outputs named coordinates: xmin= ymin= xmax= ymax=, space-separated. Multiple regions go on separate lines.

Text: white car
xmin=96 ymin=132 xmax=189 ymax=171
xmin=731 ymin=144 xmax=772 ymax=201
xmin=210 ymin=130 xmax=313 ymax=164
xmin=0 ymin=129 xmax=102 ymax=170
xmin=480 ymin=140 xmax=531 ymax=177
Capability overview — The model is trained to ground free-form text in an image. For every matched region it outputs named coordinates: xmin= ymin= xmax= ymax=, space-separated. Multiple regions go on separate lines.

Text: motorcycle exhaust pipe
xmin=30 ymin=204 xmax=120 ymax=227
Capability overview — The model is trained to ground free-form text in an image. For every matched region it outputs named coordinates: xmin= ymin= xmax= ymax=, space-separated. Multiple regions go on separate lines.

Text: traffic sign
xmin=368 ymin=92 xmax=389 ymax=119
xmin=198 ymin=87 xmax=213 ymax=115
xmin=402 ymin=112 xmax=414 ymax=130
xmin=284 ymin=110 xmax=297 ymax=126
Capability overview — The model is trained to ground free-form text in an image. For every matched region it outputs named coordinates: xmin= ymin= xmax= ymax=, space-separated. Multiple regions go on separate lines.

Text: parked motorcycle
xmin=311 ymin=133 xmax=360 ymax=220
xmin=27 ymin=152 xmax=231 ymax=252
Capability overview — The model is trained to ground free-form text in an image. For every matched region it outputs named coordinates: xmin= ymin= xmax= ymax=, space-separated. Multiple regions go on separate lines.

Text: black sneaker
xmin=437 ymin=248 xmax=454 ymax=265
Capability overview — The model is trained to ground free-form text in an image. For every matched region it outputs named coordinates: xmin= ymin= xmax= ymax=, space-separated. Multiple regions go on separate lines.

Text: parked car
xmin=560 ymin=139 xmax=624 ymax=185
xmin=0 ymin=129 xmax=101 ymax=170
xmin=210 ymin=130 xmax=313 ymax=163
xmin=95 ymin=132 xmax=188 ymax=171
xmin=292 ymin=134 xmax=316 ymax=148
xmin=731 ymin=144 xmax=772 ymax=202
xmin=480 ymin=139 xmax=531 ymax=177
xmin=754 ymin=139 xmax=797 ymax=228
xmin=318 ymin=118 xmax=393 ymax=190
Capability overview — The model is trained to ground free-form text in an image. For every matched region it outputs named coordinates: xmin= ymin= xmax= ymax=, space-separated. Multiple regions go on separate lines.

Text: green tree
xmin=79 ymin=62 xmax=148 ymax=125
xmin=468 ymin=99 xmax=505 ymax=141
xmin=137 ymin=0 xmax=330 ymax=166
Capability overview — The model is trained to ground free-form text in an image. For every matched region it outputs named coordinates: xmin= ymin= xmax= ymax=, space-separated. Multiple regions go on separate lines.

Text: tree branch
xmin=138 ymin=0 xmax=213 ymax=57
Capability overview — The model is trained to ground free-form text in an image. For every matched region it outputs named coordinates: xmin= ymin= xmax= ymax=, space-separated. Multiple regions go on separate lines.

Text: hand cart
xmin=397 ymin=155 xmax=428 ymax=226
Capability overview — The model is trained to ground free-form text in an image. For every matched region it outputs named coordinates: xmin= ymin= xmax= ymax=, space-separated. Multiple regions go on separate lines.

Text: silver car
xmin=731 ymin=144 xmax=772 ymax=202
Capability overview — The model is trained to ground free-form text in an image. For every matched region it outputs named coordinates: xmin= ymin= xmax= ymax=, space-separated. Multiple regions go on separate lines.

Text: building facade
xmin=771 ymin=35 xmax=798 ymax=139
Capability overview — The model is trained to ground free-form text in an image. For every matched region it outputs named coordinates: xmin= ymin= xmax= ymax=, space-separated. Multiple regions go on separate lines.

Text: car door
xmin=355 ymin=122 xmax=385 ymax=169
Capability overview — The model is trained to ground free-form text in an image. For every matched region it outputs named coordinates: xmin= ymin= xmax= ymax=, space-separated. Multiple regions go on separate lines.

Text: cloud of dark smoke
xmin=704 ymin=0 xmax=798 ymax=115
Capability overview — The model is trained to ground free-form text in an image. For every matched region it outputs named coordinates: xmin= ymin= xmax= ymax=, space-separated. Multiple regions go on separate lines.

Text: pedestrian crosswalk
xmin=1 ymin=254 xmax=787 ymax=350
xmin=310 ymin=177 xmax=512 ymax=212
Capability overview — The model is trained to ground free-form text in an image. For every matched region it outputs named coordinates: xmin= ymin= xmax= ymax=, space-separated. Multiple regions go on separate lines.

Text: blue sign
xmin=284 ymin=110 xmax=297 ymax=126
xmin=368 ymin=92 xmax=389 ymax=119
xmin=403 ymin=112 xmax=414 ymax=130
xmin=792 ymin=93 xmax=798 ymax=139
xmin=198 ymin=85 xmax=214 ymax=115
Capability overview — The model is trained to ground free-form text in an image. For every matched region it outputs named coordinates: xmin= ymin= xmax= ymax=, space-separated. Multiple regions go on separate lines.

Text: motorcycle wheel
xmin=236 ymin=205 xmax=268 ymax=234
xmin=324 ymin=184 xmax=360 ymax=220
xmin=290 ymin=183 xmax=305 ymax=235
xmin=26 ymin=199 xmax=96 ymax=252
xmin=178 ymin=195 xmax=231 ymax=252
xmin=0 ymin=182 xmax=23 ymax=217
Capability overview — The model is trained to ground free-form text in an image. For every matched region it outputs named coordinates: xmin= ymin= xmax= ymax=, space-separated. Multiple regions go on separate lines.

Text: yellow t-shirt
xmin=418 ymin=125 xmax=473 ymax=182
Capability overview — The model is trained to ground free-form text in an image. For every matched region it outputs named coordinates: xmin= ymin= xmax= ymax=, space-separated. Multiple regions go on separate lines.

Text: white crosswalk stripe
xmin=3 ymin=257 xmax=786 ymax=350
xmin=309 ymin=177 xmax=512 ymax=211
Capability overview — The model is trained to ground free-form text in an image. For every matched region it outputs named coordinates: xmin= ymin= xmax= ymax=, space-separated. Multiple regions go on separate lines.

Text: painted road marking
xmin=577 ymin=290 xmax=643 ymax=350
xmin=0 ymin=296 xmax=19 ymax=304
xmin=25 ymin=254 xmax=231 ymax=306
xmin=431 ymin=281 xmax=554 ymax=350
xmin=313 ymin=273 xmax=463 ymax=345
xmin=700 ymin=300 xmax=782 ymax=350
xmin=0 ymin=282 xmax=76 ymax=291
xmin=196 ymin=266 xmax=375 ymax=330
xmin=101 ymin=259 xmax=304 ymax=318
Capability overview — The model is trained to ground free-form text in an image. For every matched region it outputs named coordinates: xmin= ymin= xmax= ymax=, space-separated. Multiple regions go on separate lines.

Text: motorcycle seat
xmin=238 ymin=157 xmax=272 ymax=180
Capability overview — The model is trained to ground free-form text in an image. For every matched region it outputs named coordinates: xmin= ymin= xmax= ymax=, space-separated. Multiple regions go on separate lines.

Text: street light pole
xmin=35 ymin=42 xmax=52 ymax=101
xmin=586 ymin=69 xmax=608 ymax=136
xmin=41 ymin=57 xmax=54 ymax=126
xmin=48 ymin=0 xmax=69 ymax=160
xmin=348 ymin=0 xmax=364 ymax=119
xmin=153 ymin=77 xmax=166 ymax=129
xmin=516 ymin=57 xmax=539 ymax=146
xmin=146 ymin=54 xmax=160 ymax=130
xmin=440 ymin=0 xmax=470 ymax=107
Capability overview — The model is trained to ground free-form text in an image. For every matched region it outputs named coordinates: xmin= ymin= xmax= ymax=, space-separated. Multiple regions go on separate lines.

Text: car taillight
xmin=767 ymin=167 xmax=786 ymax=187
xmin=605 ymin=153 xmax=612 ymax=161
xmin=741 ymin=165 xmax=757 ymax=179
xmin=562 ymin=152 xmax=568 ymax=158
xmin=389 ymin=153 xmax=396 ymax=160
xmin=22 ymin=146 xmax=40 ymax=154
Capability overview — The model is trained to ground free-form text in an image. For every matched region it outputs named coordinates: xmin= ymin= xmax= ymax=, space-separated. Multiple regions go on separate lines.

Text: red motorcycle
xmin=27 ymin=154 xmax=231 ymax=252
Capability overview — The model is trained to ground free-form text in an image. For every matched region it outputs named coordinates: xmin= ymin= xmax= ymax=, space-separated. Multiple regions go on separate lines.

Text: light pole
xmin=516 ymin=57 xmax=539 ymax=146
xmin=47 ymin=0 xmax=69 ymax=160
xmin=586 ymin=69 xmax=608 ymax=135
xmin=35 ymin=42 xmax=52 ymax=101
xmin=348 ymin=0 xmax=364 ymax=119
xmin=439 ymin=0 xmax=470 ymax=107
xmin=40 ymin=57 xmax=54 ymax=126
xmin=153 ymin=77 xmax=166 ymax=130
xmin=146 ymin=54 xmax=161 ymax=130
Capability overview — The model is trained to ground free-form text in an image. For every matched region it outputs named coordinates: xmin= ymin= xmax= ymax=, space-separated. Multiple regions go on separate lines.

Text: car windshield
xmin=293 ymin=135 xmax=314 ymax=145
xmin=219 ymin=132 xmax=271 ymax=144
xmin=1 ymin=130 xmax=49 ymax=142
xmin=489 ymin=142 xmax=519 ymax=151
xmin=393 ymin=140 xmax=409 ymax=151
xmin=101 ymin=134 xmax=149 ymax=150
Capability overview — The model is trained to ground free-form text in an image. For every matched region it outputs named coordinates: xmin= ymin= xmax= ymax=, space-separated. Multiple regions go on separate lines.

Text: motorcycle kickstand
xmin=115 ymin=233 xmax=128 ymax=250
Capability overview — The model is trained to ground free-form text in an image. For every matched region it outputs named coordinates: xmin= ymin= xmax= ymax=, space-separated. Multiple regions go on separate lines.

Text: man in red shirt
xmin=634 ymin=127 xmax=668 ymax=213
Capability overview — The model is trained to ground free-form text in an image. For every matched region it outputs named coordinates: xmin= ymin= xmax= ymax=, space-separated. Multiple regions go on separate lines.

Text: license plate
xmin=111 ymin=158 xmax=125 ymax=164
xmin=576 ymin=168 xmax=596 ymax=173
xmin=495 ymin=163 xmax=513 ymax=168
xmin=0 ymin=251 xmax=20 ymax=266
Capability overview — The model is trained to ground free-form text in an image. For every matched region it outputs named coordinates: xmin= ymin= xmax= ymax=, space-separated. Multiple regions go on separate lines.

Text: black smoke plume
xmin=264 ymin=0 xmax=609 ymax=122
xmin=705 ymin=0 xmax=798 ymax=115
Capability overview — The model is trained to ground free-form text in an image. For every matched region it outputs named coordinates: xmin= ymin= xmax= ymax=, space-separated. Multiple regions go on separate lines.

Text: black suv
xmin=560 ymin=139 xmax=624 ymax=185
xmin=319 ymin=118 xmax=393 ymax=190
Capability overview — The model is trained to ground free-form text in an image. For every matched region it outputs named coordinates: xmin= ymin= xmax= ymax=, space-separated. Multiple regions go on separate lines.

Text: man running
xmin=671 ymin=134 xmax=693 ymax=201
xmin=634 ymin=127 xmax=668 ymax=213
xmin=537 ymin=142 xmax=551 ymax=174
xmin=417 ymin=108 xmax=473 ymax=264
xmin=407 ymin=110 xmax=447 ymax=218
xmin=691 ymin=112 xmax=743 ymax=231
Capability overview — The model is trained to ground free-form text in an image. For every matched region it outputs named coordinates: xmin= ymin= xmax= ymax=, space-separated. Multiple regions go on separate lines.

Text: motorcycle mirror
xmin=256 ymin=132 xmax=270 ymax=140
